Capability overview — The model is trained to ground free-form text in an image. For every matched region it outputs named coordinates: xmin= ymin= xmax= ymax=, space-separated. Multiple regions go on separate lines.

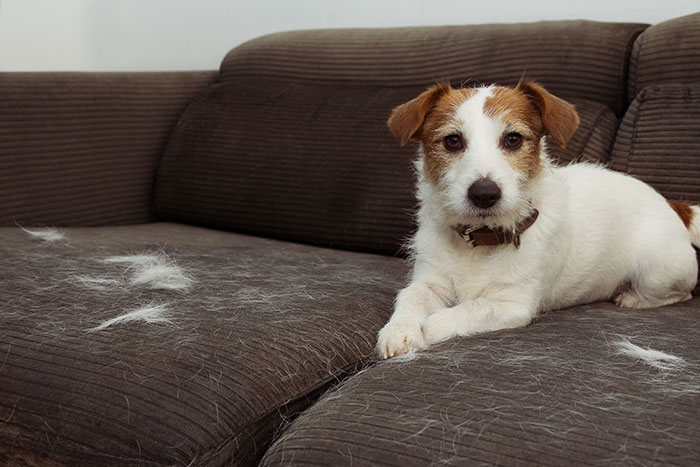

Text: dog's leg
xmin=376 ymin=282 xmax=450 ymax=358
xmin=421 ymin=294 xmax=538 ymax=346
xmin=614 ymin=274 xmax=694 ymax=309
xmin=615 ymin=242 xmax=696 ymax=309
xmin=614 ymin=289 xmax=692 ymax=309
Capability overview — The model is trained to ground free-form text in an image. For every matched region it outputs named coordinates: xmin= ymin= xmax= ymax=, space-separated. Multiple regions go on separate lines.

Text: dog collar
xmin=454 ymin=209 xmax=539 ymax=248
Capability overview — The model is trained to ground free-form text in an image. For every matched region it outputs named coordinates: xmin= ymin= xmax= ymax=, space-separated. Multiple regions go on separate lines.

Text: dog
xmin=376 ymin=81 xmax=700 ymax=359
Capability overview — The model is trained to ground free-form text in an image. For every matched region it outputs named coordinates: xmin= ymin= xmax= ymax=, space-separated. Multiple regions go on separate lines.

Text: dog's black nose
xmin=468 ymin=178 xmax=501 ymax=209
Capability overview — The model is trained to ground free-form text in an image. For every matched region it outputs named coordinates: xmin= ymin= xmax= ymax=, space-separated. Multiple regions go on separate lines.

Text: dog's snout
xmin=468 ymin=178 xmax=502 ymax=209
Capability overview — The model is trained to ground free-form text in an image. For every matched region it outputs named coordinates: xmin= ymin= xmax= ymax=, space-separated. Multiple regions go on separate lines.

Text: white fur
xmin=104 ymin=253 xmax=194 ymax=291
xmin=89 ymin=303 xmax=172 ymax=332
xmin=377 ymin=86 xmax=698 ymax=358
xmin=614 ymin=338 xmax=686 ymax=372
xmin=21 ymin=227 xmax=66 ymax=242
xmin=74 ymin=276 xmax=121 ymax=290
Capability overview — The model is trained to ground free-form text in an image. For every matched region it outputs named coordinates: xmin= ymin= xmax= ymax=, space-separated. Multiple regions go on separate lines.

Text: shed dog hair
xmin=377 ymin=81 xmax=700 ymax=359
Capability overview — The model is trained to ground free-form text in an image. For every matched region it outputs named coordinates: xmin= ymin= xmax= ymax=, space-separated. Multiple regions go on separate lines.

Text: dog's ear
xmin=517 ymin=81 xmax=579 ymax=148
xmin=388 ymin=83 xmax=451 ymax=146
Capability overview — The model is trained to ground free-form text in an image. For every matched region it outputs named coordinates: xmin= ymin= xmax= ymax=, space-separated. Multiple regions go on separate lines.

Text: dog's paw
xmin=422 ymin=309 xmax=459 ymax=346
xmin=376 ymin=320 xmax=426 ymax=359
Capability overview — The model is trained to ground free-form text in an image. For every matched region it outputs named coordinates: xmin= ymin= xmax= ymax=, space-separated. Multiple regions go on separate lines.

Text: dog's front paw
xmin=422 ymin=309 xmax=459 ymax=346
xmin=376 ymin=320 xmax=426 ymax=359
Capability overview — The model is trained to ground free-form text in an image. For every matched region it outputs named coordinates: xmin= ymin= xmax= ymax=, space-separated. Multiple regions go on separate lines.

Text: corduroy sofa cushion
xmin=0 ymin=224 xmax=405 ymax=466
xmin=156 ymin=20 xmax=643 ymax=255
xmin=262 ymin=301 xmax=700 ymax=466
xmin=628 ymin=13 xmax=700 ymax=103
xmin=0 ymin=72 xmax=216 ymax=227
xmin=155 ymin=80 xmax=619 ymax=256
xmin=155 ymin=80 xmax=418 ymax=256
xmin=610 ymin=83 xmax=700 ymax=202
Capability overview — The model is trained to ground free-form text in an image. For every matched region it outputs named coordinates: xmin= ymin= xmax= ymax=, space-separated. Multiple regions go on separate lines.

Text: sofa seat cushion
xmin=611 ymin=83 xmax=700 ymax=202
xmin=261 ymin=301 xmax=700 ymax=466
xmin=155 ymin=79 xmax=619 ymax=256
xmin=0 ymin=223 xmax=405 ymax=466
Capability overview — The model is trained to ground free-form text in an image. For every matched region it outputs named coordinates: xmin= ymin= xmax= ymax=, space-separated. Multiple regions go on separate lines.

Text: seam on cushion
xmin=620 ymin=27 xmax=648 ymax=115
xmin=625 ymin=91 xmax=642 ymax=175
xmin=624 ymin=86 xmax=649 ymax=175
xmin=195 ymin=358 xmax=371 ymax=466
xmin=626 ymin=28 xmax=647 ymax=108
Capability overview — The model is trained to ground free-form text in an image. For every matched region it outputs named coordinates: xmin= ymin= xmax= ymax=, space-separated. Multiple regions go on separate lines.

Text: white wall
xmin=0 ymin=0 xmax=697 ymax=72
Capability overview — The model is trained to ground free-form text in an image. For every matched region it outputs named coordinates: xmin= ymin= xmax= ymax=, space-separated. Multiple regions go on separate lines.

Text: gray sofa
xmin=1 ymin=12 xmax=699 ymax=466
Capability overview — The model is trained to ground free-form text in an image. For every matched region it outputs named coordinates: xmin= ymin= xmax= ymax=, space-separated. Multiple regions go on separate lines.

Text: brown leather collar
xmin=454 ymin=209 xmax=539 ymax=248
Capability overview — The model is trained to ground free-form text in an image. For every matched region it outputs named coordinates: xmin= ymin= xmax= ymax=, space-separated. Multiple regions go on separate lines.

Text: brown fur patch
xmin=668 ymin=200 xmax=694 ymax=228
xmin=484 ymin=87 xmax=544 ymax=178
xmin=419 ymin=87 xmax=477 ymax=182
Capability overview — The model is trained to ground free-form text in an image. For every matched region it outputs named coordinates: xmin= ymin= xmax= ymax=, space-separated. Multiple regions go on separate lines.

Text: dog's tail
xmin=669 ymin=201 xmax=700 ymax=248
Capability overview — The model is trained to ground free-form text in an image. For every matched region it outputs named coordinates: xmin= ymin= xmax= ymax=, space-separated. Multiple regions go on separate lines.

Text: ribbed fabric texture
xmin=156 ymin=80 xmax=419 ymax=255
xmin=0 ymin=72 xmax=216 ymax=227
xmin=262 ymin=302 xmax=700 ymax=466
xmin=628 ymin=13 xmax=700 ymax=103
xmin=0 ymin=223 xmax=405 ymax=465
xmin=610 ymin=83 xmax=700 ymax=202
xmin=155 ymin=21 xmax=645 ymax=254
xmin=155 ymin=80 xmax=619 ymax=256
xmin=546 ymin=98 xmax=619 ymax=165
xmin=221 ymin=21 xmax=647 ymax=116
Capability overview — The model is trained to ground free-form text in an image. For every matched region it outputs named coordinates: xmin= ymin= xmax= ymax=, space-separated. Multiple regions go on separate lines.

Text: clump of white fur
xmin=104 ymin=252 xmax=193 ymax=291
xmin=89 ymin=303 xmax=172 ymax=332
xmin=73 ymin=276 xmax=121 ymax=291
xmin=21 ymin=227 xmax=66 ymax=242
xmin=615 ymin=338 xmax=686 ymax=372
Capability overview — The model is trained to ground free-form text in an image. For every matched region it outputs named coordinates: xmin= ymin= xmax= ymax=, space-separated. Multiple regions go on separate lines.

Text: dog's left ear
xmin=517 ymin=81 xmax=579 ymax=148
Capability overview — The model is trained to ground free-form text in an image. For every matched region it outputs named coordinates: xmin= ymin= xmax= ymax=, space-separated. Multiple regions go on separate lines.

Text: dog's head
xmin=388 ymin=82 xmax=579 ymax=230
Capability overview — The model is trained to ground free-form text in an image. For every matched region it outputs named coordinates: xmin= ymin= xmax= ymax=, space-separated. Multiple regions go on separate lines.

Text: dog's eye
xmin=503 ymin=132 xmax=523 ymax=150
xmin=443 ymin=134 xmax=464 ymax=152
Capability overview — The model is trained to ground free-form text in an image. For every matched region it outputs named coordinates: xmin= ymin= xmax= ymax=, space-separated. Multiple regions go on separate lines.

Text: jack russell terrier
xmin=377 ymin=81 xmax=700 ymax=359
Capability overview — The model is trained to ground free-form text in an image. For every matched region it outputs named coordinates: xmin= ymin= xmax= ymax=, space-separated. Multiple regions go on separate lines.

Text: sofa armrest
xmin=0 ymin=71 xmax=217 ymax=227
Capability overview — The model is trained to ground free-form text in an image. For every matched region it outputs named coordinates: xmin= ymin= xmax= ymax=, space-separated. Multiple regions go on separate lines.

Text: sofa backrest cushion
xmin=156 ymin=80 xmax=418 ymax=255
xmin=628 ymin=13 xmax=700 ymax=103
xmin=610 ymin=83 xmax=700 ymax=203
xmin=155 ymin=21 xmax=647 ymax=255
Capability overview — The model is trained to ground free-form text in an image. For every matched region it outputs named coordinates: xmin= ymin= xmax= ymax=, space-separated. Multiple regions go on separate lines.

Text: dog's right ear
xmin=388 ymin=83 xmax=451 ymax=146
